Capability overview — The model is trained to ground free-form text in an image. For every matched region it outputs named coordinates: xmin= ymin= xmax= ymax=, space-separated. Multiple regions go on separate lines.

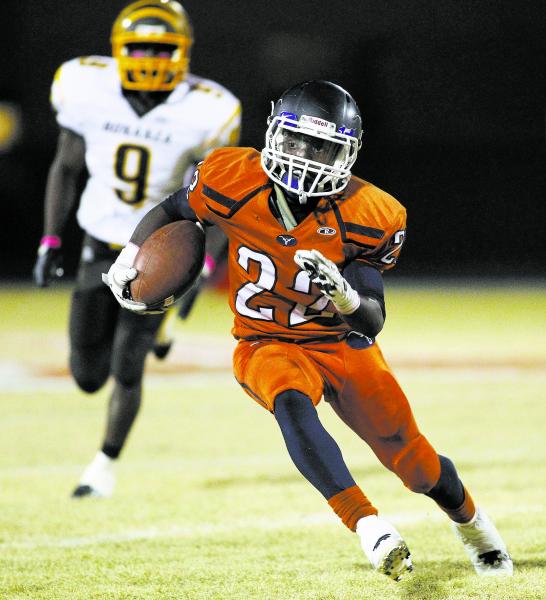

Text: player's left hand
xmin=294 ymin=249 xmax=361 ymax=314
xmin=33 ymin=237 xmax=64 ymax=287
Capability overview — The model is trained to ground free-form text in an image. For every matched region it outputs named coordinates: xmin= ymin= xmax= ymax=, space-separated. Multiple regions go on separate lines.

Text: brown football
xmin=130 ymin=220 xmax=205 ymax=309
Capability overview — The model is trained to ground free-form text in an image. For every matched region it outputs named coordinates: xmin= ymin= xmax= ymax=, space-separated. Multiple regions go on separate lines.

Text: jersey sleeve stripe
xmin=331 ymin=202 xmax=378 ymax=250
xmin=203 ymin=183 xmax=272 ymax=220
xmin=345 ymin=222 xmax=385 ymax=239
xmin=203 ymin=184 xmax=236 ymax=209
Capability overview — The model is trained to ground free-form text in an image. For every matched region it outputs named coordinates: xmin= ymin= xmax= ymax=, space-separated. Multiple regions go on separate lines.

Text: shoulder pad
xmin=333 ymin=177 xmax=407 ymax=271
xmin=51 ymin=56 xmax=116 ymax=113
xmin=50 ymin=56 xmax=117 ymax=134
xmin=333 ymin=177 xmax=406 ymax=250
xmin=183 ymin=75 xmax=242 ymax=149
xmin=196 ymin=148 xmax=271 ymax=219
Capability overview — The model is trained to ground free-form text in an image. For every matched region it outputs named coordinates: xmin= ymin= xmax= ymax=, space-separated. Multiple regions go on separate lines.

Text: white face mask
xmin=261 ymin=114 xmax=360 ymax=204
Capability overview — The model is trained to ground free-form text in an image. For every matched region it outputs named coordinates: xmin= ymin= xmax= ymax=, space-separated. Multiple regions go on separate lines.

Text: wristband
xmin=331 ymin=286 xmax=361 ymax=315
xmin=201 ymin=254 xmax=216 ymax=278
xmin=40 ymin=235 xmax=62 ymax=249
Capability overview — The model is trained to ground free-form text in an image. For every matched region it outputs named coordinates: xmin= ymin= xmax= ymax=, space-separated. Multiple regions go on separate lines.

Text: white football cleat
xmin=356 ymin=515 xmax=413 ymax=581
xmin=453 ymin=506 xmax=513 ymax=576
xmin=72 ymin=451 xmax=116 ymax=498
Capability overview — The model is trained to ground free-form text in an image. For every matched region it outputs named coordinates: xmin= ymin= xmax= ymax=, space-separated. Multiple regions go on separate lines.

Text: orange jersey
xmin=187 ymin=147 xmax=407 ymax=341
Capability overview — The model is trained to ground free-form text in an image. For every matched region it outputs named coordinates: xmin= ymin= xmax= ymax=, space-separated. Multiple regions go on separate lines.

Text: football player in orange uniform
xmin=104 ymin=81 xmax=512 ymax=579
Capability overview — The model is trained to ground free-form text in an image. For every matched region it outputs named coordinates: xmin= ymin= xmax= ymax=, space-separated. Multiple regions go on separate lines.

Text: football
xmin=130 ymin=220 xmax=205 ymax=309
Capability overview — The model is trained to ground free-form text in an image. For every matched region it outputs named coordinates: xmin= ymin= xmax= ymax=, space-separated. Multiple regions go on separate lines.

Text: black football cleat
xmin=71 ymin=484 xmax=96 ymax=498
xmin=152 ymin=339 xmax=173 ymax=360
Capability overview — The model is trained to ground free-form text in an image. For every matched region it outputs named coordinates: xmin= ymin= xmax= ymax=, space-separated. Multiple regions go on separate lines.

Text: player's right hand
xmin=102 ymin=243 xmax=147 ymax=313
xmin=33 ymin=237 xmax=64 ymax=287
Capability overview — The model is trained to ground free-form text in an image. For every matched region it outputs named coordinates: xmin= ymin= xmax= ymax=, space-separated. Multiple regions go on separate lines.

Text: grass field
xmin=0 ymin=282 xmax=545 ymax=599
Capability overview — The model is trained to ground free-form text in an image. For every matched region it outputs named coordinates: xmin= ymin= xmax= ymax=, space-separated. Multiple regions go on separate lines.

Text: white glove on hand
xmin=102 ymin=243 xmax=148 ymax=313
xmin=294 ymin=249 xmax=361 ymax=314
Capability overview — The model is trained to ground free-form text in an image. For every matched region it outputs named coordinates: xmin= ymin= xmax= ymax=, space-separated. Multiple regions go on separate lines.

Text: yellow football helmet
xmin=111 ymin=0 xmax=193 ymax=92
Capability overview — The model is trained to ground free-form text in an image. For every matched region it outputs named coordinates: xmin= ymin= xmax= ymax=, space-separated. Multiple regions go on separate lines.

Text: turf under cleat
xmin=453 ymin=506 xmax=513 ymax=576
xmin=356 ymin=515 xmax=413 ymax=581
xmin=71 ymin=451 xmax=115 ymax=498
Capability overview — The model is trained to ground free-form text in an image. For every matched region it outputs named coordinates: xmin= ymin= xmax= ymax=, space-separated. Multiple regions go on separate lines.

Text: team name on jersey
xmin=102 ymin=121 xmax=172 ymax=144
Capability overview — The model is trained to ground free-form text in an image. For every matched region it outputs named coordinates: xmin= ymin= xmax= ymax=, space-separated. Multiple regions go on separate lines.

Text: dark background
xmin=1 ymin=0 xmax=545 ymax=280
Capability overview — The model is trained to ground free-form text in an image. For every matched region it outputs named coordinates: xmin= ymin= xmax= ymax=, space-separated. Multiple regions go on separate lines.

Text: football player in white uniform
xmin=33 ymin=0 xmax=241 ymax=498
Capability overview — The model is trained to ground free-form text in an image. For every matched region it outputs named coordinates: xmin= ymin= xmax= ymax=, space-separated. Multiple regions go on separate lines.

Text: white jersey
xmin=51 ymin=56 xmax=241 ymax=245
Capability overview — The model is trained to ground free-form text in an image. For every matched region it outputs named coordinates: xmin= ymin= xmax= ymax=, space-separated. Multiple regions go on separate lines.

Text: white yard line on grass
xmin=0 ymin=512 xmax=435 ymax=550
xmin=0 ymin=453 xmax=288 ymax=477
xmin=2 ymin=505 xmax=541 ymax=551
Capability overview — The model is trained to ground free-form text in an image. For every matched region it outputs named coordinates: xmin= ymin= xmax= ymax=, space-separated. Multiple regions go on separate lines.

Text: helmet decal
xmin=338 ymin=126 xmax=357 ymax=137
xmin=300 ymin=115 xmax=336 ymax=134
xmin=279 ymin=111 xmax=298 ymax=126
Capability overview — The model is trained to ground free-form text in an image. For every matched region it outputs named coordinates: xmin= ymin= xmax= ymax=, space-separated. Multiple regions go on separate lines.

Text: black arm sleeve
xmin=129 ymin=187 xmax=198 ymax=246
xmin=343 ymin=262 xmax=386 ymax=318
xmin=161 ymin=187 xmax=198 ymax=221
xmin=340 ymin=262 xmax=386 ymax=337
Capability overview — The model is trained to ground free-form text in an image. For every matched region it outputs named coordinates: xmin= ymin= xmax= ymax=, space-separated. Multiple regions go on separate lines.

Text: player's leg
xmin=107 ymin=307 xmax=164 ymax=455
xmin=69 ymin=256 xmax=118 ymax=393
xmin=331 ymin=336 xmax=512 ymax=575
xmin=234 ymin=341 xmax=375 ymax=513
xmin=274 ymin=389 xmax=366 ymax=504
xmin=105 ymin=307 xmax=164 ymax=466
xmin=273 ymin=387 xmax=411 ymax=580
xmin=426 ymin=456 xmax=513 ymax=575
xmin=152 ymin=304 xmax=179 ymax=359
xmin=74 ymin=308 xmax=163 ymax=498
xmin=69 ymin=244 xmax=120 ymax=497
xmin=234 ymin=340 xmax=410 ymax=580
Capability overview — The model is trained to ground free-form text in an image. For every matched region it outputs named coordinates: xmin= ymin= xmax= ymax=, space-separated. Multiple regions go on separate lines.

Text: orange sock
xmin=327 ymin=485 xmax=378 ymax=531
xmin=440 ymin=486 xmax=476 ymax=523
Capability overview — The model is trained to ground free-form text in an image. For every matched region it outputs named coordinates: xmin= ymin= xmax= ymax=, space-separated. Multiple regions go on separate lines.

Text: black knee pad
xmin=425 ymin=454 xmax=464 ymax=508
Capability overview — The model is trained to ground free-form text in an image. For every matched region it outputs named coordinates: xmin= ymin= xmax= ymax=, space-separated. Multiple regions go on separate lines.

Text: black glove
xmin=33 ymin=242 xmax=64 ymax=287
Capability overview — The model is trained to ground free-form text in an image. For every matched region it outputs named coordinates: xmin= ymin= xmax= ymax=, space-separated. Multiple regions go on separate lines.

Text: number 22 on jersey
xmin=235 ymin=246 xmax=335 ymax=327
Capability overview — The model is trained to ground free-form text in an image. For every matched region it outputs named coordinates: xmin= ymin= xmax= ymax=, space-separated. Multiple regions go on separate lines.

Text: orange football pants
xmin=233 ymin=337 xmax=441 ymax=494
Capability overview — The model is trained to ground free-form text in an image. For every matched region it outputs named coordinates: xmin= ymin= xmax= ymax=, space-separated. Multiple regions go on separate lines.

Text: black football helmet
xmin=261 ymin=80 xmax=363 ymax=203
